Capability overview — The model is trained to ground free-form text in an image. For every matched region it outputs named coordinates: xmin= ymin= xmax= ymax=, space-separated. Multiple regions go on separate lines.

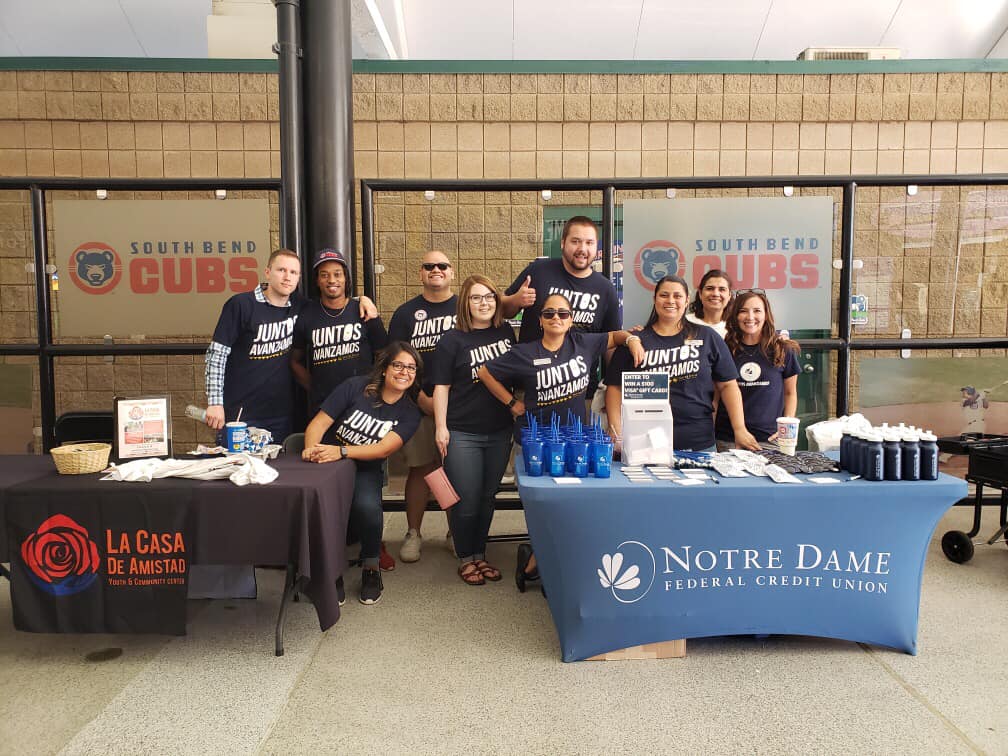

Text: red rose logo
xmin=21 ymin=514 xmax=100 ymax=596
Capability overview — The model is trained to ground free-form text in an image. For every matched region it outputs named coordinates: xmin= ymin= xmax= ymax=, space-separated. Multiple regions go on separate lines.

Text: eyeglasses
xmin=468 ymin=293 xmax=496 ymax=304
xmin=389 ymin=361 xmax=417 ymax=374
xmin=421 ymin=262 xmax=451 ymax=272
xmin=734 ymin=288 xmax=766 ymax=297
xmin=540 ymin=308 xmax=573 ymax=320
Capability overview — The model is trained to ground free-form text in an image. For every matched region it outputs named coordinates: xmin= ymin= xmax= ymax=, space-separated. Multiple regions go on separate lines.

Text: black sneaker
xmin=336 ymin=575 xmax=346 ymax=607
xmin=359 ymin=569 xmax=383 ymax=605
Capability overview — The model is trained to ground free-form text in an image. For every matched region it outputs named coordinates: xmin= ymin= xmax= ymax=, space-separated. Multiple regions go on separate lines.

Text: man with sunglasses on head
xmin=387 ymin=250 xmax=458 ymax=563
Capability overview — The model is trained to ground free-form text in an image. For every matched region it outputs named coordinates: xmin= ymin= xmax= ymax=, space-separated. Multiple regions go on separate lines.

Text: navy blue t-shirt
xmin=506 ymin=258 xmax=620 ymax=343
xmin=318 ymin=375 xmax=422 ymax=471
xmin=429 ymin=325 xmax=515 ymax=434
xmin=293 ymin=298 xmax=388 ymax=411
xmin=387 ymin=294 xmax=458 ymax=395
xmin=715 ymin=345 xmax=800 ymax=443
xmin=605 ymin=323 xmax=738 ymax=451
xmin=212 ymin=290 xmax=300 ymax=421
xmin=486 ymin=330 xmax=608 ymax=441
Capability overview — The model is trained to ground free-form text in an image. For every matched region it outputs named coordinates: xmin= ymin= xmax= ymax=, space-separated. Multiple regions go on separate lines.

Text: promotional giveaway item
xmin=776 ymin=416 xmax=800 ymax=455
xmin=520 ymin=412 xmax=614 ymax=480
xmin=620 ymin=372 xmax=673 ymax=466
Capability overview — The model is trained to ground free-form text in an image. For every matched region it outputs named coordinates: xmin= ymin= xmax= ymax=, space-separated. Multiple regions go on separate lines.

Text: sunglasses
xmin=735 ymin=288 xmax=766 ymax=297
xmin=389 ymin=361 xmax=417 ymax=374
xmin=468 ymin=293 xmax=496 ymax=304
xmin=421 ymin=262 xmax=451 ymax=271
xmin=540 ymin=308 xmax=573 ymax=320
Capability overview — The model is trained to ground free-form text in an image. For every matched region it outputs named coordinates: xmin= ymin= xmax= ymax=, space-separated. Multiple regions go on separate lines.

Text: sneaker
xmin=400 ymin=529 xmax=422 ymax=562
xmin=359 ymin=569 xmax=383 ymax=605
xmin=379 ymin=541 xmax=396 ymax=572
xmin=336 ymin=575 xmax=346 ymax=607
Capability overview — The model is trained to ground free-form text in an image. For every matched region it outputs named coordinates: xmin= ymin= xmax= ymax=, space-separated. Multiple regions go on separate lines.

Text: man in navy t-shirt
xmin=292 ymin=248 xmax=388 ymax=415
xmin=387 ymin=250 xmax=457 ymax=563
xmin=204 ymin=247 xmax=301 ymax=444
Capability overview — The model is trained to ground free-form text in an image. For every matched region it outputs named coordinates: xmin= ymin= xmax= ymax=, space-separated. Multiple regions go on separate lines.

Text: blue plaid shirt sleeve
xmin=205 ymin=341 xmax=231 ymax=406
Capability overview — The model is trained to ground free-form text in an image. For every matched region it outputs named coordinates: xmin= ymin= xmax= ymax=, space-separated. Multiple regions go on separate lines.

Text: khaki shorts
xmin=399 ymin=414 xmax=438 ymax=468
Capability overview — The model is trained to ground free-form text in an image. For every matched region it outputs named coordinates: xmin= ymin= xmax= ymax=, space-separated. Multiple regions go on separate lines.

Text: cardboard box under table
xmin=516 ymin=458 xmax=965 ymax=662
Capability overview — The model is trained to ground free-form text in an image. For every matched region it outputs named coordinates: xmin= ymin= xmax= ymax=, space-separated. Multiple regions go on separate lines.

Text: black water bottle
xmin=919 ymin=430 xmax=939 ymax=481
xmin=864 ymin=432 xmax=884 ymax=481
xmin=883 ymin=431 xmax=902 ymax=481
xmin=901 ymin=430 xmax=920 ymax=481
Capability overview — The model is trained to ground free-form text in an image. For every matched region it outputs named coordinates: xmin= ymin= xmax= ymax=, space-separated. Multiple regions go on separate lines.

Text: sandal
xmin=458 ymin=561 xmax=485 ymax=586
xmin=515 ymin=543 xmax=539 ymax=593
xmin=475 ymin=560 xmax=502 ymax=582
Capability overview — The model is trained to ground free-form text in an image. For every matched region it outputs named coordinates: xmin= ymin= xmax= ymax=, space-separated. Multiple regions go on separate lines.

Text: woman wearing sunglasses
xmin=303 ymin=342 xmax=423 ymax=606
xmin=430 ymin=276 xmax=515 ymax=586
xmin=606 ymin=275 xmax=760 ymax=454
xmin=685 ymin=268 xmax=733 ymax=338
xmin=716 ymin=289 xmax=800 ymax=448
xmin=478 ymin=292 xmax=644 ymax=590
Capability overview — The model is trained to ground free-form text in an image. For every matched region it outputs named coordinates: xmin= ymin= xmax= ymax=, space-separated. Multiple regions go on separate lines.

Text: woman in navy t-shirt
xmin=303 ymin=342 xmax=422 ymax=606
xmin=478 ymin=292 xmax=644 ymax=590
xmin=715 ymin=290 xmax=800 ymax=446
xmin=606 ymin=275 xmax=760 ymax=453
xmin=431 ymin=275 xmax=515 ymax=586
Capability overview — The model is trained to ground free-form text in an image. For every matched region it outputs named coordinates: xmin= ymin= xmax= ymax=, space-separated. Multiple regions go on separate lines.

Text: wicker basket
xmin=50 ymin=443 xmax=112 ymax=475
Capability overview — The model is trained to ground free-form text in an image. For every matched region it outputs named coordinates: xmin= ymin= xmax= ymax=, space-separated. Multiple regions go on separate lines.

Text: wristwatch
xmin=507 ymin=396 xmax=518 ymax=409
xmin=339 ymin=445 xmax=349 ymax=459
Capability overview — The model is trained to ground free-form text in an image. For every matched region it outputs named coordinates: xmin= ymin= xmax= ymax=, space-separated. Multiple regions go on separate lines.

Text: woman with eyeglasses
xmin=478 ymin=292 xmax=644 ymax=590
xmin=685 ymin=269 xmax=733 ymax=338
xmin=430 ymin=275 xmax=515 ymax=586
xmin=715 ymin=289 xmax=800 ymax=448
xmin=303 ymin=342 xmax=423 ymax=606
xmin=606 ymin=275 xmax=760 ymax=454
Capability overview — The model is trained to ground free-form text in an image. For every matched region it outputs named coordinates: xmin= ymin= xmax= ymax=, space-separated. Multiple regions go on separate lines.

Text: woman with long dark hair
xmin=431 ymin=275 xmax=515 ymax=586
xmin=606 ymin=275 xmax=759 ymax=453
xmin=716 ymin=289 xmax=800 ymax=447
xmin=303 ymin=342 xmax=423 ymax=606
xmin=685 ymin=268 xmax=733 ymax=338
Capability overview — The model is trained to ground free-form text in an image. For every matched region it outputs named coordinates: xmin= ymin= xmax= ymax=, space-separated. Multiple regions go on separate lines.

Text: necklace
xmin=321 ymin=299 xmax=350 ymax=319
xmin=739 ymin=341 xmax=762 ymax=356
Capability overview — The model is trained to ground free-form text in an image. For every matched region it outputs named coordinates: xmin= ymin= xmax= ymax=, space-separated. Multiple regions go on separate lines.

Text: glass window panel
xmin=0 ymin=190 xmax=37 ymax=344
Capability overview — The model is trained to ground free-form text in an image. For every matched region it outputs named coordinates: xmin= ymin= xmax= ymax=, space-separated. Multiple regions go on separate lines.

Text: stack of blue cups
xmin=520 ymin=411 xmax=614 ymax=479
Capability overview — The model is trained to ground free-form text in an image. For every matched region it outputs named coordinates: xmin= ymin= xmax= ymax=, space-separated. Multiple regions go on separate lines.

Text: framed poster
xmin=113 ymin=396 xmax=172 ymax=462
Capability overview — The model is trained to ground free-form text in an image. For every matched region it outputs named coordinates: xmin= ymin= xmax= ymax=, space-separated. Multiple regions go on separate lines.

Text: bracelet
xmin=340 ymin=445 xmax=349 ymax=459
xmin=626 ymin=334 xmax=641 ymax=345
xmin=507 ymin=396 xmax=518 ymax=408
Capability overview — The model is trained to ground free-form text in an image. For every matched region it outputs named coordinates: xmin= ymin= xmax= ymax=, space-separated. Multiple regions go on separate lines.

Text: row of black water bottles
xmin=839 ymin=423 xmax=939 ymax=481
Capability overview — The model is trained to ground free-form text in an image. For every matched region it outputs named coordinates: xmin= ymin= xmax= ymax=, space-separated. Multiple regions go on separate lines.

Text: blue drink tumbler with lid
xmin=522 ymin=436 xmax=544 ymax=477
xmin=544 ymin=438 xmax=566 ymax=477
xmin=592 ymin=439 xmax=613 ymax=478
xmin=568 ymin=438 xmax=589 ymax=477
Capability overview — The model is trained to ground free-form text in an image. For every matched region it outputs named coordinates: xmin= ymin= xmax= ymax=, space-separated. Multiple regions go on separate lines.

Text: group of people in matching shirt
xmin=205 ymin=217 xmax=801 ymax=606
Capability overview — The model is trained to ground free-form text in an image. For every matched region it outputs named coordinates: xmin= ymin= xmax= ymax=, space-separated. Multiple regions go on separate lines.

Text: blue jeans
xmin=444 ymin=427 xmax=512 ymax=562
xmin=351 ymin=464 xmax=385 ymax=568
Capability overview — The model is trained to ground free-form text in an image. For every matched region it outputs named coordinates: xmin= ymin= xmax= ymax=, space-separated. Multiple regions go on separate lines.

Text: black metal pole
xmin=601 ymin=186 xmax=615 ymax=279
xmin=301 ymin=0 xmax=356 ymax=293
xmin=274 ymin=0 xmax=306 ymax=264
xmin=30 ymin=187 xmax=56 ymax=452
xmin=361 ymin=181 xmax=376 ymax=301
xmin=837 ymin=182 xmax=856 ymax=417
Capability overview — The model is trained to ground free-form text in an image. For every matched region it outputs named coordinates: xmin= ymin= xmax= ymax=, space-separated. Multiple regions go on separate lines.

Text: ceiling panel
xmin=513 ymin=0 xmax=642 ymax=59
xmin=120 ymin=0 xmax=209 ymax=58
xmin=2 ymin=0 xmax=146 ymax=57
xmin=755 ymin=0 xmax=901 ymax=59
xmin=404 ymin=0 xmax=514 ymax=59
xmin=635 ymin=0 xmax=771 ymax=60
xmin=883 ymin=0 xmax=1008 ymax=58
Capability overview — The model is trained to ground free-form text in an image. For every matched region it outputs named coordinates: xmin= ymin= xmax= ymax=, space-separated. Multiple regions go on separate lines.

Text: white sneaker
xmin=400 ymin=529 xmax=422 ymax=562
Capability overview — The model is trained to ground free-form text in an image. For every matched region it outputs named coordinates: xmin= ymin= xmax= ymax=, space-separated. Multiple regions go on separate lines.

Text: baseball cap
xmin=313 ymin=248 xmax=351 ymax=285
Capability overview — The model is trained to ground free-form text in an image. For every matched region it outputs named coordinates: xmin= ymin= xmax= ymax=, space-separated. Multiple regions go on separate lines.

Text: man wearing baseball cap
xmin=292 ymin=248 xmax=389 ymax=416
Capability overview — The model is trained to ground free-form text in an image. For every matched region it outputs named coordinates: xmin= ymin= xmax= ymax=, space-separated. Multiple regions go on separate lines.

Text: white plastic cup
xmin=776 ymin=416 xmax=800 ymax=456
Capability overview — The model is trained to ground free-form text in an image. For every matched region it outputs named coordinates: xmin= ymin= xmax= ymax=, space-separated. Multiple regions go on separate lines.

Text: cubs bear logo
xmin=68 ymin=241 xmax=122 ymax=295
xmin=633 ymin=240 xmax=684 ymax=291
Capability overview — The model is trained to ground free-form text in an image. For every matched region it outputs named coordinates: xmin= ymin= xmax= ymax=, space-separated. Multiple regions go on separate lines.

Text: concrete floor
xmin=1 ymin=504 xmax=1006 ymax=756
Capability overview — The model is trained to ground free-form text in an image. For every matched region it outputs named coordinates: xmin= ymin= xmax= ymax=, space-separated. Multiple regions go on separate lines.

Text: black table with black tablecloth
xmin=0 ymin=455 xmax=354 ymax=654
